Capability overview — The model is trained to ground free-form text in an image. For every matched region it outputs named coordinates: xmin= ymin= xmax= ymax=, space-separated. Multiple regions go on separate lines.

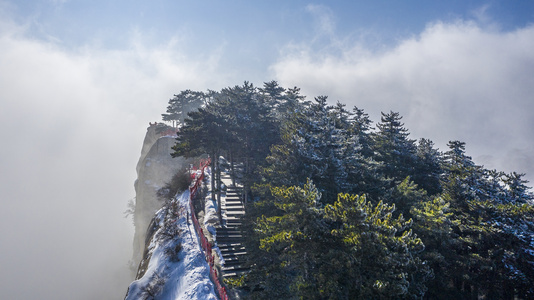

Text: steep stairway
xmin=216 ymin=175 xmax=248 ymax=279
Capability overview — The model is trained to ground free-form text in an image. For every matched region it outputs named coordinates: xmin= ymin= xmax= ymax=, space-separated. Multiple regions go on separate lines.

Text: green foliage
xmin=325 ymin=193 xmax=430 ymax=299
xmin=372 ymin=111 xmax=417 ymax=185
xmin=390 ymin=176 xmax=429 ymax=219
xmin=249 ymin=181 xmax=429 ymax=299
xmin=164 ymin=81 xmax=534 ymax=299
xmin=224 ymin=274 xmax=246 ymax=288
xmin=248 ymin=180 xmax=332 ymax=299
xmin=162 ymin=89 xmax=207 ymax=128
xmin=257 ymin=179 xmax=323 ymax=252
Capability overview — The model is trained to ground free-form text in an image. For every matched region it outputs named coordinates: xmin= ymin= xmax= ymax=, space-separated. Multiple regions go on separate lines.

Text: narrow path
xmin=216 ymin=172 xmax=249 ymax=279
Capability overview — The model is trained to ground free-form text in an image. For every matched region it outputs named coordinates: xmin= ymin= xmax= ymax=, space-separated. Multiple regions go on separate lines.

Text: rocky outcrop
xmin=131 ymin=123 xmax=189 ymax=270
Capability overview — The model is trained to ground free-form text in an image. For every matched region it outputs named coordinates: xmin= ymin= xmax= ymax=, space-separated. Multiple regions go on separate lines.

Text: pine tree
xmin=436 ymin=140 xmax=534 ymax=298
xmin=411 ymin=197 xmax=456 ymax=299
xmin=350 ymin=106 xmax=374 ymax=158
xmin=296 ymin=96 xmax=347 ymax=203
xmin=503 ymin=172 xmax=533 ymax=203
xmin=372 ymin=111 xmax=417 ymax=185
xmin=258 ymin=80 xmax=286 ymax=111
xmin=219 ymin=81 xmax=280 ymax=198
xmin=253 ymin=180 xmax=334 ymax=299
xmin=324 ymin=193 xmax=430 ymax=298
xmin=413 ymin=138 xmax=443 ymax=195
xmin=162 ymin=90 xmax=207 ymax=128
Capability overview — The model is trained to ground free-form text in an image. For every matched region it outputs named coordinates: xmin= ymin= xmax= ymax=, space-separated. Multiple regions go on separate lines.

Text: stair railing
xmin=188 ymin=158 xmax=229 ymax=300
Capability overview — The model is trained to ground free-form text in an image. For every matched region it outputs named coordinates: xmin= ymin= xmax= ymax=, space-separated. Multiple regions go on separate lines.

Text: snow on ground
xmin=125 ymin=191 xmax=217 ymax=300
xmin=202 ymin=168 xmax=225 ymax=264
xmin=203 ymin=167 xmax=220 ymax=237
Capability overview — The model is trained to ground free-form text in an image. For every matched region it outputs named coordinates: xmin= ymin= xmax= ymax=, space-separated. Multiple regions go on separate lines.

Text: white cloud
xmin=272 ymin=20 xmax=534 ymax=182
xmin=0 ymin=17 xmax=226 ymax=300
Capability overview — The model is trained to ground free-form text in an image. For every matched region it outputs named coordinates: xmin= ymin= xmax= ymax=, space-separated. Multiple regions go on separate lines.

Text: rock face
xmin=131 ymin=123 xmax=187 ymax=269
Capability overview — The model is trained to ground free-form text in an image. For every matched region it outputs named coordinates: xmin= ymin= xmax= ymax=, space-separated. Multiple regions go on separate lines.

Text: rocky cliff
xmin=125 ymin=124 xmax=218 ymax=299
xmin=131 ymin=123 xmax=189 ymax=269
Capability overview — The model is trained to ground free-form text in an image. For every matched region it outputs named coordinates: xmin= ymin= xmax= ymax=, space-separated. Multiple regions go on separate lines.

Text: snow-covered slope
xmin=125 ymin=191 xmax=217 ymax=300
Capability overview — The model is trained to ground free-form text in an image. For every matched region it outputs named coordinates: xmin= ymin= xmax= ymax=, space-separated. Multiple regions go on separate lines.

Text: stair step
xmin=225 ymin=218 xmax=243 ymax=222
xmin=217 ymin=234 xmax=243 ymax=239
xmin=222 ymin=257 xmax=247 ymax=263
xmin=218 ymin=236 xmax=244 ymax=240
xmin=220 ymin=246 xmax=246 ymax=252
xmin=217 ymin=234 xmax=243 ymax=238
xmin=213 ymin=175 xmax=249 ymax=279
xmin=222 ymin=250 xmax=247 ymax=256
xmin=217 ymin=229 xmax=242 ymax=234
xmin=217 ymin=242 xmax=243 ymax=248
xmin=217 ymin=228 xmax=242 ymax=232
xmin=226 ymin=212 xmax=245 ymax=217
xmin=222 ymin=265 xmax=249 ymax=272
xmin=217 ymin=238 xmax=244 ymax=243
xmin=217 ymin=231 xmax=242 ymax=235
xmin=223 ymin=261 xmax=245 ymax=268
xmin=220 ymin=247 xmax=246 ymax=253
xmin=219 ymin=226 xmax=241 ymax=230
xmin=223 ymin=251 xmax=246 ymax=262
xmin=225 ymin=207 xmax=244 ymax=211
xmin=219 ymin=240 xmax=245 ymax=245
xmin=222 ymin=270 xmax=249 ymax=278
xmin=225 ymin=222 xmax=243 ymax=226
xmin=225 ymin=198 xmax=242 ymax=201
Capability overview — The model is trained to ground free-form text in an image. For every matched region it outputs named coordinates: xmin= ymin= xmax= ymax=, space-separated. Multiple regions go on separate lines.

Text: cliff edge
xmin=131 ymin=123 xmax=189 ymax=269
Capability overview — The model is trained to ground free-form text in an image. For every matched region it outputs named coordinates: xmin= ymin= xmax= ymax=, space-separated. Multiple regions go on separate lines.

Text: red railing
xmin=189 ymin=158 xmax=229 ymax=300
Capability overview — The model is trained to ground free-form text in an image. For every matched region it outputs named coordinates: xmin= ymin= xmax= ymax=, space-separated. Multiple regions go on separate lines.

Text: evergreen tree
xmin=250 ymin=181 xmax=430 ymax=299
xmin=162 ymin=90 xmax=207 ymax=128
xmin=252 ymin=180 xmax=335 ymax=299
xmin=165 ymin=81 xmax=534 ymax=299
xmin=435 ymin=140 xmax=534 ymax=299
xmin=413 ymin=138 xmax=443 ymax=195
xmin=350 ymin=106 xmax=374 ymax=158
xmin=411 ymin=197 xmax=456 ymax=299
xmin=295 ymin=96 xmax=347 ymax=203
xmin=219 ymin=81 xmax=280 ymax=198
xmin=372 ymin=111 xmax=417 ymax=185
xmin=503 ymin=172 xmax=533 ymax=203
xmin=259 ymin=80 xmax=286 ymax=112
xmin=390 ymin=176 xmax=429 ymax=219
xmin=324 ymin=193 xmax=430 ymax=298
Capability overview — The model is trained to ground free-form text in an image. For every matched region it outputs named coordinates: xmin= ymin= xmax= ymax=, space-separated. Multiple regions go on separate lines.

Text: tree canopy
xmin=166 ymin=80 xmax=534 ymax=299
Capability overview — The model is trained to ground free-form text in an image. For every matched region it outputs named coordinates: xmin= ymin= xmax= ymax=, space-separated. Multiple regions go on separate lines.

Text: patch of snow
xmin=125 ymin=191 xmax=217 ymax=300
xmin=203 ymin=190 xmax=219 ymax=237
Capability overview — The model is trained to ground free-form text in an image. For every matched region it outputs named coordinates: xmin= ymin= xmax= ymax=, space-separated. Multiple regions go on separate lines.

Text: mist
xmin=0 ymin=18 xmax=226 ymax=300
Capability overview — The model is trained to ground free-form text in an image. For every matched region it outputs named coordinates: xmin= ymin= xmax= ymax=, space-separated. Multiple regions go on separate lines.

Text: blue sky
xmin=6 ymin=0 xmax=534 ymax=80
xmin=1 ymin=1 xmax=533 ymax=299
